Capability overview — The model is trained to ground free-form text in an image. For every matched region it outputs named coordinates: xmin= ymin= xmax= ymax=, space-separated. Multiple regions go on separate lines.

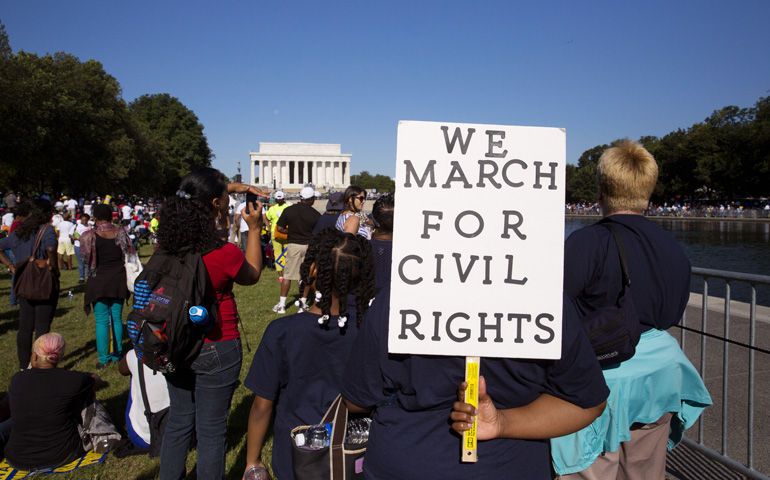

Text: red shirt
xmin=202 ymin=243 xmax=245 ymax=342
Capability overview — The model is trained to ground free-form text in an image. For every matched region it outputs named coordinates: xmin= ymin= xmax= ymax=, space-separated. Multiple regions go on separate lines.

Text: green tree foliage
xmin=0 ymin=49 xmax=152 ymax=195
xmin=566 ymin=96 xmax=770 ymax=202
xmin=0 ymin=19 xmax=211 ymax=197
xmin=349 ymin=170 xmax=395 ymax=192
xmin=129 ymin=94 xmax=213 ymax=195
xmin=0 ymin=20 xmax=11 ymax=60
xmin=565 ymin=143 xmax=607 ymax=203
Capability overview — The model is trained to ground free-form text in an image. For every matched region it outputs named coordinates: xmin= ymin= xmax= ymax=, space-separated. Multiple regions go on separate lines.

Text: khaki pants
xmin=556 ymin=412 xmax=673 ymax=480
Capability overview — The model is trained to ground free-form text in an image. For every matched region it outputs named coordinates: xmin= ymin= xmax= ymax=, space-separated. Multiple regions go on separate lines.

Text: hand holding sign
xmin=451 ymin=376 xmax=501 ymax=441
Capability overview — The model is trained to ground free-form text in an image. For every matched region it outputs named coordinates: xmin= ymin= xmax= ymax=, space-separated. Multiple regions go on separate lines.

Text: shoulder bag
xmin=581 ymin=222 xmax=642 ymax=368
xmin=125 ymin=253 xmax=143 ymax=293
xmin=290 ymin=394 xmax=367 ymax=480
xmin=13 ymin=226 xmax=58 ymax=301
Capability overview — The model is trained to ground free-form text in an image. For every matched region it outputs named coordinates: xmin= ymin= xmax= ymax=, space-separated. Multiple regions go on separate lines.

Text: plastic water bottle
xmin=189 ymin=306 xmax=214 ymax=332
xmin=68 ymin=290 xmax=74 ymax=301
xmin=303 ymin=422 xmax=332 ymax=449
xmin=244 ymin=465 xmax=270 ymax=480
xmin=297 ymin=419 xmax=371 ymax=449
xmin=345 ymin=417 xmax=372 ymax=445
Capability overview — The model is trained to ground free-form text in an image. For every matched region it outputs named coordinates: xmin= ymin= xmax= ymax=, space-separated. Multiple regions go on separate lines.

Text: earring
xmin=315 ymin=292 xmax=323 ymax=302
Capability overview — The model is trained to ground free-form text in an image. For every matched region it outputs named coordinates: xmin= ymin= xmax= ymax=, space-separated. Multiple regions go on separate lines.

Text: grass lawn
xmin=0 ymin=242 xmax=301 ymax=479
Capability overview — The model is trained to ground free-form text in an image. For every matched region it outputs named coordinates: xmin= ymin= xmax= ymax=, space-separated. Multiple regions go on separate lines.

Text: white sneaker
xmin=272 ymin=303 xmax=286 ymax=314
xmin=295 ymin=300 xmax=310 ymax=313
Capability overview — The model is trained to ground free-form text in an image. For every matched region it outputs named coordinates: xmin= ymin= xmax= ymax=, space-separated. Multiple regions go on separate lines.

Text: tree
xmin=0 ymin=48 xmax=151 ymax=195
xmin=565 ymin=143 xmax=607 ymax=203
xmin=349 ymin=171 xmax=395 ymax=192
xmin=0 ymin=19 xmax=11 ymax=60
xmin=129 ymin=94 xmax=213 ymax=195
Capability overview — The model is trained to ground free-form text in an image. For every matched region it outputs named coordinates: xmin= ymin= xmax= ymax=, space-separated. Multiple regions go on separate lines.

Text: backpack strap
xmin=600 ymin=223 xmax=631 ymax=287
xmin=29 ymin=225 xmax=49 ymax=261
xmin=136 ymin=353 xmax=154 ymax=422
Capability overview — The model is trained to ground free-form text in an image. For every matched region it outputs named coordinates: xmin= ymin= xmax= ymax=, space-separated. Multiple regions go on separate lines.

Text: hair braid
xmin=301 ymin=227 xmax=376 ymax=327
xmin=354 ymin=236 xmax=375 ymax=325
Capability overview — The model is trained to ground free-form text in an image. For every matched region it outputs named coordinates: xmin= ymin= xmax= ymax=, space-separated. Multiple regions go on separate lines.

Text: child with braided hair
xmin=242 ymin=227 xmax=375 ymax=480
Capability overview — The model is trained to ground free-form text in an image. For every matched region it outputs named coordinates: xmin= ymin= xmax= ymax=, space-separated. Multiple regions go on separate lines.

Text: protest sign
xmin=388 ymin=121 xmax=566 ymax=359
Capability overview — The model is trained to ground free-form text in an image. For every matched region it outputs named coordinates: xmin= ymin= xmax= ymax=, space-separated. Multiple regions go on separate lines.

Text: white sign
xmin=388 ymin=121 xmax=566 ymax=359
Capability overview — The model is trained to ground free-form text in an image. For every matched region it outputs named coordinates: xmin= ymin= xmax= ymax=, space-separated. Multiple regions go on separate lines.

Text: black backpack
xmin=581 ymin=222 xmax=641 ymax=368
xmin=126 ymin=249 xmax=215 ymax=373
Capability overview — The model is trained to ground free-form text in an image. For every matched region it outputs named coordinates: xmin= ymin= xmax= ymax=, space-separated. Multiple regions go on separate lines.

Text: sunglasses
xmin=355 ymin=195 xmax=366 ymax=201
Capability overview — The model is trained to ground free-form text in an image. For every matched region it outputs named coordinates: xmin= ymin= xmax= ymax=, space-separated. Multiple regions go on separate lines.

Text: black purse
xmin=13 ymin=225 xmax=58 ymax=301
xmin=581 ymin=222 xmax=641 ymax=368
xmin=290 ymin=395 xmax=367 ymax=480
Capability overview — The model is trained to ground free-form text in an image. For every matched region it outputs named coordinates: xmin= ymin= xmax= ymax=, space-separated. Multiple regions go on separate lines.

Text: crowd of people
xmin=0 ymin=140 xmax=712 ymax=479
xmin=566 ymin=200 xmax=770 ymax=218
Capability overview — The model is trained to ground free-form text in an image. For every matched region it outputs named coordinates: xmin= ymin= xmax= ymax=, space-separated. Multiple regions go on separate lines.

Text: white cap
xmin=299 ymin=187 xmax=318 ymax=199
xmin=274 ymin=191 xmax=285 ymax=199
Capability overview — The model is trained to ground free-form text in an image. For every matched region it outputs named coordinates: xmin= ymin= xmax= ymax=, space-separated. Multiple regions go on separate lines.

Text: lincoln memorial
xmin=249 ymin=143 xmax=351 ymax=192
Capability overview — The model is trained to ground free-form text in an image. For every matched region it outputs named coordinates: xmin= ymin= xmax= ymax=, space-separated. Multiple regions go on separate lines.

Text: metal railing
xmin=676 ymin=267 xmax=770 ymax=480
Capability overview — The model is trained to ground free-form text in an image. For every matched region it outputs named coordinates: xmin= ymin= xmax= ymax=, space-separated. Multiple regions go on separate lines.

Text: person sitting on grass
xmin=2 ymin=333 xmax=103 ymax=471
xmin=243 ymin=228 xmax=375 ymax=480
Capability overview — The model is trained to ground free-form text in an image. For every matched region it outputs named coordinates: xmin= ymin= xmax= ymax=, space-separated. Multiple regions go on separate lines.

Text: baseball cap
xmin=325 ymin=192 xmax=344 ymax=211
xmin=274 ymin=191 xmax=285 ymax=199
xmin=299 ymin=187 xmax=318 ymax=199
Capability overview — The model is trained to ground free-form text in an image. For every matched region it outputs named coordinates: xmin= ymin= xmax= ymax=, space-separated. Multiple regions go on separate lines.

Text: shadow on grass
xmin=61 ymin=338 xmax=98 ymax=370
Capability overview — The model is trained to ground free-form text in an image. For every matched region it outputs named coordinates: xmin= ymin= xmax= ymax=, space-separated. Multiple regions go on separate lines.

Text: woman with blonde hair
xmin=4 ymin=333 xmax=102 ymax=470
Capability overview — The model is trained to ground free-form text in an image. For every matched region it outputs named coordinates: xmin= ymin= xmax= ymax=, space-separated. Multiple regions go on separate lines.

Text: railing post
xmin=699 ymin=278 xmax=708 ymax=445
xmin=722 ymin=282 xmax=730 ymax=455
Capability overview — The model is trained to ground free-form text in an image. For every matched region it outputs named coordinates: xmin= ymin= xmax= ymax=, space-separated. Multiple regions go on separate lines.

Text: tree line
xmin=0 ymin=20 xmax=212 ymax=198
xmin=349 ymin=171 xmax=395 ymax=193
xmin=566 ymin=95 xmax=770 ymax=204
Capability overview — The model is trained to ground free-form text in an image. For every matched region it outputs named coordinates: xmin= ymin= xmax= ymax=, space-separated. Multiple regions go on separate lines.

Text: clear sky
xmin=2 ymin=1 xmax=768 ymax=180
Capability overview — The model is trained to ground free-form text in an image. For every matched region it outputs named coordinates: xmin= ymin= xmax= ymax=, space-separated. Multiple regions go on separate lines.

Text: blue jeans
xmin=74 ymin=245 xmax=88 ymax=280
xmin=160 ymin=338 xmax=242 ymax=480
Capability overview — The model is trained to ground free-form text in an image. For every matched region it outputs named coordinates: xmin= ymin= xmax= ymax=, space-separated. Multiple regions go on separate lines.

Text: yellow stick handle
xmin=462 ymin=356 xmax=480 ymax=463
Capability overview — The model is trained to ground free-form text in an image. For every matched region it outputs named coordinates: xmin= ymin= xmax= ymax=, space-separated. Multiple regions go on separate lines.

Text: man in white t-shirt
xmin=64 ymin=197 xmax=77 ymax=217
xmin=56 ymin=213 xmax=76 ymax=270
xmin=118 ymin=349 xmax=171 ymax=450
xmin=74 ymin=214 xmax=91 ymax=282
xmin=234 ymin=200 xmax=251 ymax=253
xmin=121 ymin=203 xmax=132 ymax=226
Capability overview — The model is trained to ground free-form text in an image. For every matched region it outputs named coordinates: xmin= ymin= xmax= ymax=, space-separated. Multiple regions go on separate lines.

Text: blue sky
xmin=2 ymin=1 xmax=768 ymax=180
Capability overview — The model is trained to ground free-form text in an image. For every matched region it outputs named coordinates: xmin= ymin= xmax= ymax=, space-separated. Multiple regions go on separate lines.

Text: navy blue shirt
xmin=341 ymin=291 xmax=608 ymax=480
xmin=369 ymin=239 xmax=392 ymax=295
xmin=312 ymin=213 xmax=340 ymax=236
xmin=244 ymin=310 xmax=360 ymax=480
xmin=564 ymin=215 xmax=691 ymax=331
xmin=0 ymin=224 xmax=57 ymax=262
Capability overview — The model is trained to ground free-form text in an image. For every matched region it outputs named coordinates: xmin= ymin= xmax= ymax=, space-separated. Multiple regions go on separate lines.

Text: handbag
xmin=125 ymin=253 xmax=143 ymax=293
xmin=581 ymin=222 xmax=641 ymax=368
xmin=13 ymin=225 xmax=58 ymax=301
xmin=290 ymin=395 xmax=366 ymax=480
xmin=78 ymin=396 xmax=122 ymax=453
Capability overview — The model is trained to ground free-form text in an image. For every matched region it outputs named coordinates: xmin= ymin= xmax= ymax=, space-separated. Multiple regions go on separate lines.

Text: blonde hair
xmin=33 ymin=333 xmax=66 ymax=365
xmin=597 ymin=139 xmax=658 ymax=213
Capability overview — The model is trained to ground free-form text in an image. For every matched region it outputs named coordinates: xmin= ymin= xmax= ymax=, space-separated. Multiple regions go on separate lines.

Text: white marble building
xmin=249 ymin=143 xmax=351 ymax=192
